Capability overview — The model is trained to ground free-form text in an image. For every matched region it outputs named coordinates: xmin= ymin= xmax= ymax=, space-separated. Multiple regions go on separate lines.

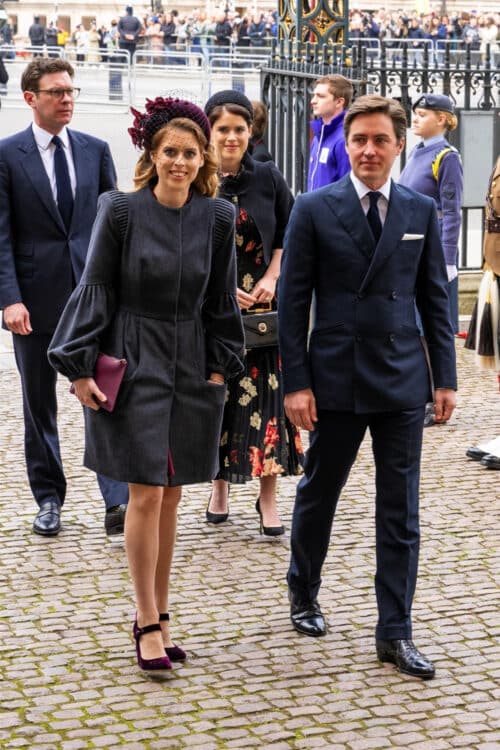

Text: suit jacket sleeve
xmin=278 ymin=193 xmax=316 ymax=394
xmin=0 ymin=147 xmax=22 ymax=310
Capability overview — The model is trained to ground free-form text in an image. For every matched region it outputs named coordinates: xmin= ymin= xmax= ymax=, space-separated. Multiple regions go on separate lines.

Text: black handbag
xmin=243 ymin=304 xmax=278 ymax=349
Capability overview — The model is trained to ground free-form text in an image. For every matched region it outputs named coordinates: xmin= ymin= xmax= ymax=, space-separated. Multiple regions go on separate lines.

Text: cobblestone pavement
xmin=0 ymin=333 xmax=499 ymax=750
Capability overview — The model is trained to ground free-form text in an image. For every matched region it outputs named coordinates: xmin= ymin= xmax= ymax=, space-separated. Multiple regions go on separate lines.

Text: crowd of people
xmin=3 ymin=49 xmax=497 ymax=683
xmin=1 ymin=7 xmax=498 ymax=65
xmin=349 ymin=7 xmax=499 ymax=55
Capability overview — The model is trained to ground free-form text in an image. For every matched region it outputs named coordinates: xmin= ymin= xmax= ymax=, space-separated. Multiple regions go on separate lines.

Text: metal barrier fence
xmin=0 ymin=45 xmax=270 ymax=109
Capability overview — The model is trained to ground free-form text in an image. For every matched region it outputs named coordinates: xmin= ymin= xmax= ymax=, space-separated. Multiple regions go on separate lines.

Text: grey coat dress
xmin=48 ymin=187 xmax=245 ymax=486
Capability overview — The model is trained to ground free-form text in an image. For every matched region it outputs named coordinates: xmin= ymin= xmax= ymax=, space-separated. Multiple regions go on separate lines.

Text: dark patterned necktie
xmin=52 ymin=135 xmax=74 ymax=230
xmin=367 ymin=191 xmax=382 ymax=244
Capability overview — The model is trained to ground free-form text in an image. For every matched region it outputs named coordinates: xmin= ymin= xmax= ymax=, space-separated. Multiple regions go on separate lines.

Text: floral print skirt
xmin=217 ymin=345 xmax=304 ymax=483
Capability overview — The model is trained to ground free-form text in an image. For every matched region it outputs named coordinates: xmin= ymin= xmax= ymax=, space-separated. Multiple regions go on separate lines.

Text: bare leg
xmin=125 ymin=482 xmax=165 ymax=661
xmin=208 ymin=478 xmax=229 ymax=514
xmin=259 ymin=475 xmax=281 ymax=527
xmin=155 ymin=485 xmax=181 ymax=648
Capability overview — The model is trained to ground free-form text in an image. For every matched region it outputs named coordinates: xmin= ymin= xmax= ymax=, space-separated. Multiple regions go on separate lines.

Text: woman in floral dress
xmin=204 ymin=90 xmax=303 ymax=535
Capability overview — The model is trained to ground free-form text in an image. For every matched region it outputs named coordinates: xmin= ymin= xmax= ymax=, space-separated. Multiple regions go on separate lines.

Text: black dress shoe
xmin=466 ymin=446 xmax=489 ymax=461
xmin=105 ymin=504 xmax=127 ymax=535
xmin=376 ymin=639 xmax=435 ymax=679
xmin=33 ymin=499 xmax=61 ymax=536
xmin=480 ymin=454 xmax=500 ymax=469
xmin=289 ymin=593 xmax=327 ymax=637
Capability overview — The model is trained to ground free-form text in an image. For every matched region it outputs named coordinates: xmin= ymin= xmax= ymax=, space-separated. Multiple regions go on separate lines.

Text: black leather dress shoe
xmin=466 ymin=446 xmax=489 ymax=461
xmin=376 ymin=639 xmax=435 ymax=679
xmin=480 ymin=454 xmax=500 ymax=469
xmin=104 ymin=504 xmax=127 ymax=535
xmin=33 ymin=499 xmax=61 ymax=536
xmin=289 ymin=593 xmax=327 ymax=637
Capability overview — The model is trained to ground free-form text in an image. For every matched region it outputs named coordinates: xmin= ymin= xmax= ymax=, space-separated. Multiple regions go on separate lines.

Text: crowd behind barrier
xmin=0 ymin=6 xmax=499 ymax=71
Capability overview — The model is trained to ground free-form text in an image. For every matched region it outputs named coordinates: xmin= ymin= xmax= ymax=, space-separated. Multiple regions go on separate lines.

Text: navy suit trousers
xmin=287 ymin=406 xmax=425 ymax=640
xmin=13 ymin=333 xmax=128 ymax=509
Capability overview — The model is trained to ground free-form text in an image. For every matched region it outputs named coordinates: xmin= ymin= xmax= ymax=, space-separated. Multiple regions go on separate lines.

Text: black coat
xmin=49 ymin=188 xmax=245 ymax=486
xmin=219 ymin=153 xmax=293 ymax=265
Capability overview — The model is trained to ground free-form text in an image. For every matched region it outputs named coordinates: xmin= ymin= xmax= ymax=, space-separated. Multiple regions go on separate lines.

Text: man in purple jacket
xmin=307 ymin=74 xmax=353 ymax=192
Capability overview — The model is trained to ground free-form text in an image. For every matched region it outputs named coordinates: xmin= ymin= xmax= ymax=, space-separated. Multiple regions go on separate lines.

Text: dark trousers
xmin=13 ymin=333 xmax=128 ymax=510
xmin=287 ymin=406 xmax=425 ymax=640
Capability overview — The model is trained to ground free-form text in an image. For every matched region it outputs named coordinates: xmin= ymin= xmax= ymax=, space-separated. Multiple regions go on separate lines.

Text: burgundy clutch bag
xmin=70 ymin=353 xmax=127 ymax=412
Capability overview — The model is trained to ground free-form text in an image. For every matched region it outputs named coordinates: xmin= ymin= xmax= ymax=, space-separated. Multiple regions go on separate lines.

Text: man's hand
xmin=284 ymin=388 xmax=318 ymax=431
xmin=3 ymin=303 xmax=32 ymax=335
xmin=433 ymin=388 xmax=456 ymax=423
xmin=72 ymin=377 xmax=108 ymax=411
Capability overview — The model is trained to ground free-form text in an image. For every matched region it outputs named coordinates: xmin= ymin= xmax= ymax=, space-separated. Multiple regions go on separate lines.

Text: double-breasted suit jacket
xmin=279 ymin=174 xmax=457 ymax=410
xmin=0 ymin=126 xmax=116 ymax=332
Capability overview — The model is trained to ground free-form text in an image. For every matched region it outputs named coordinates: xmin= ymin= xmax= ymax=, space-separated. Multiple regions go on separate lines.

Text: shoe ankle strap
xmin=159 ymin=613 xmax=170 ymax=622
xmin=135 ymin=622 xmax=161 ymax=638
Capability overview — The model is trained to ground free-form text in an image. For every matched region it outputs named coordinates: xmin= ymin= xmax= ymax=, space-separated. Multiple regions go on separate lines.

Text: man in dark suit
xmin=0 ymin=58 xmax=128 ymax=537
xmin=279 ymin=95 xmax=457 ymax=679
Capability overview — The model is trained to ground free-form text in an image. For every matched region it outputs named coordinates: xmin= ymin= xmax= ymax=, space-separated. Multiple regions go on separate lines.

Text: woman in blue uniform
xmin=399 ymin=93 xmax=463 ymax=334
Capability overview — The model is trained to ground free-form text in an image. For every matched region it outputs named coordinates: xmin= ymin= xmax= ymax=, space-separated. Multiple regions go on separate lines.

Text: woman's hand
xmin=237 ymin=287 xmax=257 ymax=310
xmin=252 ymin=274 xmax=277 ymax=304
xmin=208 ymin=372 xmax=225 ymax=385
xmin=72 ymin=377 xmax=108 ymax=411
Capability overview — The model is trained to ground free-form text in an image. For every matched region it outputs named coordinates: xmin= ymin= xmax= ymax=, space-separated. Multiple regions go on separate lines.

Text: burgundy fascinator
xmin=128 ymin=97 xmax=211 ymax=152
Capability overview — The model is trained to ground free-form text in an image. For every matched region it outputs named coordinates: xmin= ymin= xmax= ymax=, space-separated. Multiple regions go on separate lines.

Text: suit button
xmin=389 ymin=334 xmax=395 ymax=342
xmin=390 ymin=291 xmax=397 ymax=299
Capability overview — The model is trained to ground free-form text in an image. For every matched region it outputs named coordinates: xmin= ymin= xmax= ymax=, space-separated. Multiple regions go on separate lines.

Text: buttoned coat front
xmin=49 ymin=189 xmax=244 ymax=487
xmin=279 ymin=174 xmax=457 ymax=412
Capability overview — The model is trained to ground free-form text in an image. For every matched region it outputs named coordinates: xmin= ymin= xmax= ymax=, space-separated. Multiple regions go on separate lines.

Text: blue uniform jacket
xmin=398 ymin=138 xmax=463 ymax=266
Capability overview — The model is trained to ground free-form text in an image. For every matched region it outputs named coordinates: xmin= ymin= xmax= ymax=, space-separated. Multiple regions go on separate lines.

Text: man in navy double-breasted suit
xmin=0 ymin=58 xmax=128 ymax=536
xmin=279 ymin=95 xmax=457 ymax=679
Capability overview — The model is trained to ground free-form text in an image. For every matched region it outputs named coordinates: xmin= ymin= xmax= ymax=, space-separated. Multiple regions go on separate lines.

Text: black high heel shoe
xmin=255 ymin=498 xmax=285 ymax=537
xmin=133 ymin=621 xmax=172 ymax=673
xmin=159 ymin=613 xmax=186 ymax=662
xmin=206 ymin=486 xmax=230 ymax=524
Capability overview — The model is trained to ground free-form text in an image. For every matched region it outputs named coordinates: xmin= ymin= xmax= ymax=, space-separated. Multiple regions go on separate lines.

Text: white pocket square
xmin=402 ymin=233 xmax=424 ymax=241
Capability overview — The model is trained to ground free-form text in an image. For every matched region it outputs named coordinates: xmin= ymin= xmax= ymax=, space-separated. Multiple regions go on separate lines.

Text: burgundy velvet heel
xmin=159 ymin=613 xmax=186 ymax=662
xmin=133 ymin=621 xmax=172 ymax=672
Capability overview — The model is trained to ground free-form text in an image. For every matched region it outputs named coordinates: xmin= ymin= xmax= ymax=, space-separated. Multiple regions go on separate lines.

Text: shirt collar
xmin=32 ymin=123 xmax=70 ymax=150
xmin=350 ymin=171 xmax=391 ymax=202
xmin=422 ymin=134 xmax=445 ymax=147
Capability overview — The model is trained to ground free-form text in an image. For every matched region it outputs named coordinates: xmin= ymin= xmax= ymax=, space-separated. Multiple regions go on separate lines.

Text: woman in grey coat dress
xmin=48 ymin=98 xmax=244 ymax=674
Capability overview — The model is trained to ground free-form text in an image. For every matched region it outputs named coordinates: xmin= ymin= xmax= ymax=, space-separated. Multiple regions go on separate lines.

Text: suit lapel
xmin=323 ymin=175 xmax=375 ymax=260
xmin=359 ymin=182 xmax=413 ymax=293
xmin=18 ymin=128 xmax=65 ymax=231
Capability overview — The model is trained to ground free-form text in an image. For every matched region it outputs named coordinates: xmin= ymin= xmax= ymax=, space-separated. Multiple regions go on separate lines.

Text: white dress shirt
xmin=350 ymin=171 xmax=391 ymax=226
xmin=32 ymin=123 xmax=77 ymax=203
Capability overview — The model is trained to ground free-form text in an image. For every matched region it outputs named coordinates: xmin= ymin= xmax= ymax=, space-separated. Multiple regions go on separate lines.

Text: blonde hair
xmin=439 ymin=111 xmax=458 ymax=131
xmin=133 ymin=118 xmax=219 ymax=197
